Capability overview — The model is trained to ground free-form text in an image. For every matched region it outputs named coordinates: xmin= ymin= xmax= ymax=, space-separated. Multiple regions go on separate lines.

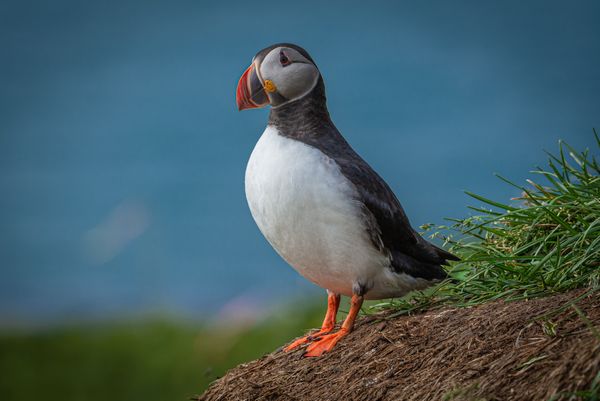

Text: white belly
xmin=244 ymin=126 xmax=390 ymax=296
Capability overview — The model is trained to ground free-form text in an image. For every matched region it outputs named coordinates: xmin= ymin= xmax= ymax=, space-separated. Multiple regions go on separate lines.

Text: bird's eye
xmin=279 ymin=51 xmax=291 ymax=66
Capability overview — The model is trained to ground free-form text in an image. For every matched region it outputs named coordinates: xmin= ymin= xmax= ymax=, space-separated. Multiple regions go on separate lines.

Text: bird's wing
xmin=333 ymin=151 xmax=458 ymax=279
xmin=281 ymin=125 xmax=458 ymax=278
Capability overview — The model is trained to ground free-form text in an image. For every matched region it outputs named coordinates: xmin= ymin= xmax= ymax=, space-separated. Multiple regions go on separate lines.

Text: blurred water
xmin=1 ymin=0 xmax=599 ymax=326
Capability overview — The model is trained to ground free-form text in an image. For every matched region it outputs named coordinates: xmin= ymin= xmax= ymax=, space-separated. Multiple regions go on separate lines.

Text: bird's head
xmin=236 ymin=43 xmax=321 ymax=111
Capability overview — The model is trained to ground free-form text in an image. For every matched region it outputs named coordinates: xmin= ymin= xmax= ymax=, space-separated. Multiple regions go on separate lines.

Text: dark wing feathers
xmin=317 ymin=133 xmax=458 ymax=280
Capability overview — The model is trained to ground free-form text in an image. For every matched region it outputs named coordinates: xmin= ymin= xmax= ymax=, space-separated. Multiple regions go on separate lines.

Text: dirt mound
xmin=197 ymin=289 xmax=599 ymax=401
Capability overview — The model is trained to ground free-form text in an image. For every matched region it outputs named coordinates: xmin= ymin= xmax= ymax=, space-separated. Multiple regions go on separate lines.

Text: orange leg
xmin=304 ymin=293 xmax=364 ymax=357
xmin=284 ymin=291 xmax=341 ymax=352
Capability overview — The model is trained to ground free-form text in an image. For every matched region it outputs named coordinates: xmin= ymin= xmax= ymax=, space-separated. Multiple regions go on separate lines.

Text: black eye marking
xmin=279 ymin=51 xmax=291 ymax=66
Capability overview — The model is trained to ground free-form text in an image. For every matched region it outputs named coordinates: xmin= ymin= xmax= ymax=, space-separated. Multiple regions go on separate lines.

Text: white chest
xmin=244 ymin=126 xmax=388 ymax=295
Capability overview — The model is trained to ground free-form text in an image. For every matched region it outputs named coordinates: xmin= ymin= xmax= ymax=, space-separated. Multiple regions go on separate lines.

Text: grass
xmin=374 ymin=131 xmax=600 ymax=315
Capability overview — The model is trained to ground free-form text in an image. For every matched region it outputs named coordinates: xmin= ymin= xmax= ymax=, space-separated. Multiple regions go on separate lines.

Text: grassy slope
xmin=197 ymin=289 xmax=600 ymax=401
xmin=374 ymin=133 xmax=600 ymax=315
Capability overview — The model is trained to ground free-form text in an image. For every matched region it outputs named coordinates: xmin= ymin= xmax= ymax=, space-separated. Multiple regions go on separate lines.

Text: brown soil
xmin=197 ymin=289 xmax=599 ymax=401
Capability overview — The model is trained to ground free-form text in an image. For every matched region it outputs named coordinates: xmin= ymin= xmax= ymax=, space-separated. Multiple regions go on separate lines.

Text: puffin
xmin=236 ymin=43 xmax=458 ymax=357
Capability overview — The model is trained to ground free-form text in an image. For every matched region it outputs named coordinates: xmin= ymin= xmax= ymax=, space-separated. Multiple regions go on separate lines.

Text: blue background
xmin=1 ymin=0 xmax=599 ymax=326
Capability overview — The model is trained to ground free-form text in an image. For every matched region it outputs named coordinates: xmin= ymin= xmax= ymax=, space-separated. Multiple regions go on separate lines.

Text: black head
xmin=236 ymin=43 xmax=326 ymax=111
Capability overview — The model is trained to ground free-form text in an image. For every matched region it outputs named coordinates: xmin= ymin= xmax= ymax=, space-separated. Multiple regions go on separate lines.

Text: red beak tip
xmin=236 ymin=63 xmax=269 ymax=111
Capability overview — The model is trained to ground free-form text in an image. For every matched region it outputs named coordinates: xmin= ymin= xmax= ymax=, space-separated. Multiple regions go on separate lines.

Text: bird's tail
xmin=433 ymin=244 xmax=460 ymax=264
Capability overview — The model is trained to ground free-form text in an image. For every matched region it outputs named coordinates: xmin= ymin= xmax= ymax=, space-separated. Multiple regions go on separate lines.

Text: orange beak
xmin=236 ymin=64 xmax=269 ymax=111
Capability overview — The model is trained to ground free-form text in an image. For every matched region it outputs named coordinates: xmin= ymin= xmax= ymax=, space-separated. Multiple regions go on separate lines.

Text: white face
xmin=257 ymin=47 xmax=320 ymax=107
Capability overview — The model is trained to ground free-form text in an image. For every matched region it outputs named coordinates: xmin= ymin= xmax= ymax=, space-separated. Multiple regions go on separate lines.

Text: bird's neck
xmin=267 ymin=80 xmax=334 ymax=139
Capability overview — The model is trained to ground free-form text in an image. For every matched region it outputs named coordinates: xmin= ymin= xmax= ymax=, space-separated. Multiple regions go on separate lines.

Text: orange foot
xmin=284 ymin=292 xmax=341 ymax=352
xmin=304 ymin=328 xmax=349 ymax=357
xmin=283 ymin=329 xmax=332 ymax=352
